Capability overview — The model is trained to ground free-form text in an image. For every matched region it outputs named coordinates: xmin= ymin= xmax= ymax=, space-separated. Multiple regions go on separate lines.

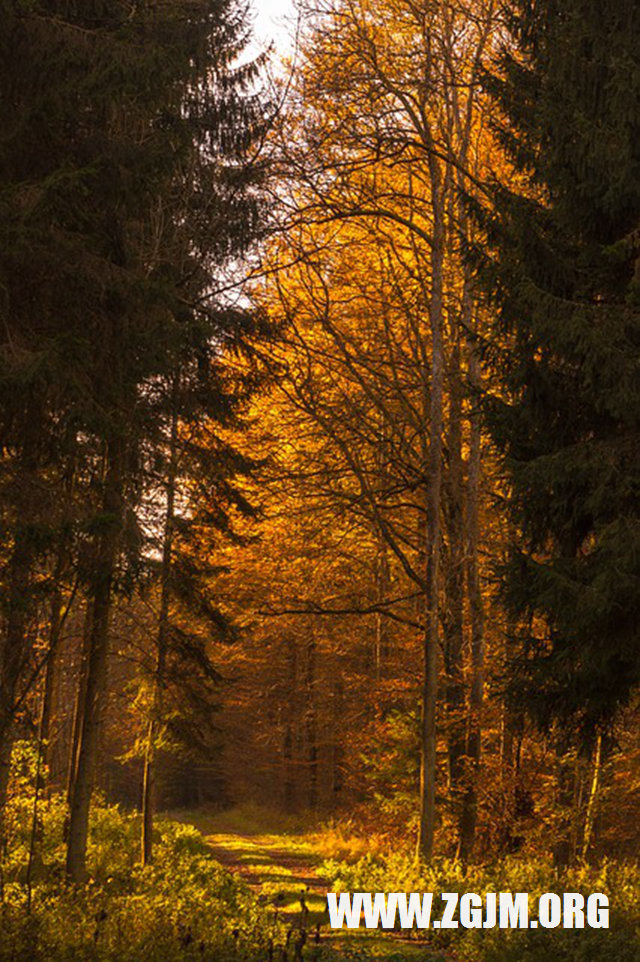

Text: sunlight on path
xmin=206 ymin=831 xmax=328 ymax=919
xmin=175 ymin=809 xmax=453 ymax=962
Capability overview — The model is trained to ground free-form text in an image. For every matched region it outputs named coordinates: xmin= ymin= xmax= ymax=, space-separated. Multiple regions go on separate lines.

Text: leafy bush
xmin=0 ymin=791 xmax=282 ymax=962
xmin=321 ymin=851 xmax=640 ymax=962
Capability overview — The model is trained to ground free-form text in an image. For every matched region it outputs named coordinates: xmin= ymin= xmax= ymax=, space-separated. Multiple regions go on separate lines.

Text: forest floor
xmin=172 ymin=806 xmax=454 ymax=962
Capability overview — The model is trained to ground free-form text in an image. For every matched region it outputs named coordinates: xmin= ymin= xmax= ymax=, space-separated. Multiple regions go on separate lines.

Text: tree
xmin=264 ymin=0 xmax=497 ymax=860
xmin=477 ymin=0 xmax=640 ymax=736
xmin=140 ymin=328 xmax=271 ymax=864
xmin=0 ymin=0 xmax=269 ymax=882
xmin=64 ymin=0 xmax=269 ymax=880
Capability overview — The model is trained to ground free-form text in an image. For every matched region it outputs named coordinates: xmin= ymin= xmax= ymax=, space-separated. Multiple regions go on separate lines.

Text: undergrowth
xmin=322 ymin=850 xmax=640 ymax=962
xmin=6 ymin=765 xmax=637 ymax=962
xmin=0 ymin=787 xmax=282 ymax=961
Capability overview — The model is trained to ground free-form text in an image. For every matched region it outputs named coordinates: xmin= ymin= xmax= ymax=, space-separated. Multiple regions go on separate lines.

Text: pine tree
xmin=476 ymin=0 xmax=640 ymax=736
xmin=0 ymin=0 xmax=269 ymax=881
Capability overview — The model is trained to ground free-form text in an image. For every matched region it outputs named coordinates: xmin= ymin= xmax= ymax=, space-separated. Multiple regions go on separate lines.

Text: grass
xmin=169 ymin=803 xmax=640 ymax=962
xmin=0 ymin=798 xmax=282 ymax=962
xmin=168 ymin=805 xmax=444 ymax=961
xmin=172 ymin=802 xmax=389 ymax=860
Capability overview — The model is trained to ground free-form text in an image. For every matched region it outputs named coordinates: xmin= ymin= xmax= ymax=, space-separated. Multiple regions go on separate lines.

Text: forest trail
xmin=177 ymin=809 xmax=454 ymax=961
xmin=174 ymin=808 xmax=330 ymax=921
xmin=206 ymin=831 xmax=330 ymax=920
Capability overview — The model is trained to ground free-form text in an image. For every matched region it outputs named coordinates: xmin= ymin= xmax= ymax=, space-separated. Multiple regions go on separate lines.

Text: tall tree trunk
xmin=552 ymin=746 xmax=578 ymax=870
xmin=0 ymin=530 xmax=33 ymax=888
xmin=443 ymin=335 xmax=466 ymax=809
xmin=66 ymin=439 xmax=123 ymax=882
xmin=374 ymin=539 xmax=390 ymax=681
xmin=26 ymin=684 xmax=48 ymax=914
xmin=458 ymin=328 xmax=485 ymax=862
xmin=331 ymin=673 xmax=344 ymax=811
xmin=305 ymin=631 xmax=317 ymax=810
xmin=373 ymin=411 xmax=390 ymax=679
xmin=581 ymin=734 xmax=603 ymax=861
xmin=417 ymin=175 xmax=445 ymax=863
xmin=283 ymin=723 xmax=294 ymax=812
xmin=66 ymin=604 xmax=94 ymax=807
xmin=141 ymin=395 xmax=178 ymax=866
xmin=40 ymin=598 xmax=62 ymax=789
xmin=282 ymin=637 xmax=297 ymax=811
xmin=27 ymin=559 xmax=76 ymax=897
xmin=41 ymin=456 xmax=76 ymax=791
xmin=40 ymin=549 xmax=71 ymax=792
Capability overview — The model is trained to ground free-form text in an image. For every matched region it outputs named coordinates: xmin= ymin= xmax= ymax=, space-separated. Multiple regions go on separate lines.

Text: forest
xmin=0 ymin=0 xmax=639 ymax=960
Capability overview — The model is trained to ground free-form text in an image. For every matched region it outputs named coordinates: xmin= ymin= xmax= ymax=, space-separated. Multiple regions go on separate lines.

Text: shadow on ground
xmin=169 ymin=809 xmax=449 ymax=961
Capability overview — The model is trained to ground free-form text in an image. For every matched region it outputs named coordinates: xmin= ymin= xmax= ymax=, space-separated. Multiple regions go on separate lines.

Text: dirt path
xmin=204 ymin=830 xmax=329 ymax=922
xmin=180 ymin=817 xmax=450 ymax=961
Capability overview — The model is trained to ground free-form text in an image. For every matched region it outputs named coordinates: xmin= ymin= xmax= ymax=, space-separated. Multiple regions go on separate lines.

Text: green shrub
xmin=321 ymin=851 xmax=640 ymax=962
xmin=0 ymin=786 xmax=282 ymax=962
